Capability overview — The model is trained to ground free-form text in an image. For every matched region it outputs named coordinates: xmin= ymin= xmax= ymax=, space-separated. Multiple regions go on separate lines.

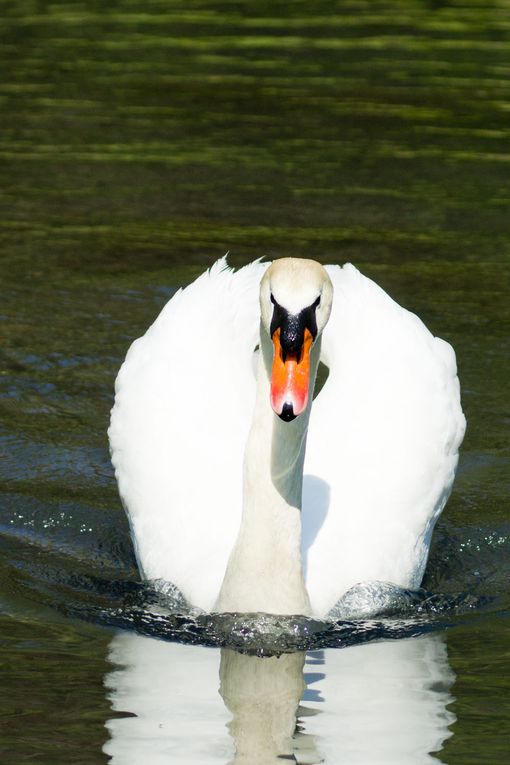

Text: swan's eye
xmin=313 ymin=295 xmax=321 ymax=309
xmin=270 ymin=293 xmax=276 ymax=306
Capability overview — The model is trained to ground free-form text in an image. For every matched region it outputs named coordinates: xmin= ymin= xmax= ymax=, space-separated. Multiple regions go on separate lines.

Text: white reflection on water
xmin=104 ymin=633 xmax=455 ymax=764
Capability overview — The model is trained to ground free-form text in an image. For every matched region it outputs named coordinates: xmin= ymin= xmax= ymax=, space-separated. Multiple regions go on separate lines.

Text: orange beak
xmin=270 ymin=328 xmax=313 ymax=420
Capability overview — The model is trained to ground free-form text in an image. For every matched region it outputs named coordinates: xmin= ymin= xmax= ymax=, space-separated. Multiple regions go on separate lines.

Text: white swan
xmin=109 ymin=257 xmax=465 ymax=617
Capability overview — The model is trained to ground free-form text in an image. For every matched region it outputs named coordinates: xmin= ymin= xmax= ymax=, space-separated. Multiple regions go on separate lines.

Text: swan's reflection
xmin=219 ymin=649 xmax=312 ymax=764
xmin=302 ymin=638 xmax=455 ymax=764
xmin=104 ymin=632 xmax=455 ymax=764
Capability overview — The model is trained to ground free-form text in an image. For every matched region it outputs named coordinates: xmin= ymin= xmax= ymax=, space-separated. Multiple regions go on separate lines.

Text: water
xmin=1 ymin=1 xmax=509 ymax=762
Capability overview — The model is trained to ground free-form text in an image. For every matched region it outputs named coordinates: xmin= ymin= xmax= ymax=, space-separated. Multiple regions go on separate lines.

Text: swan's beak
xmin=270 ymin=327 xmax=313 ymax=421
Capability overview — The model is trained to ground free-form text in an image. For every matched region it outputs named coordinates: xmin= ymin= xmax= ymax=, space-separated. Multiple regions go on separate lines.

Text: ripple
xmin=0 ymin=507 xmax=505 ymax=656
xmin=4 ymin=554 xmax=495 ymax=655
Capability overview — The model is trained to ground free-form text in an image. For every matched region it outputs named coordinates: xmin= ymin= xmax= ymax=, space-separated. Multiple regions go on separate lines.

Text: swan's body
xmin=109 ymin=258 xmax=465 ymax=617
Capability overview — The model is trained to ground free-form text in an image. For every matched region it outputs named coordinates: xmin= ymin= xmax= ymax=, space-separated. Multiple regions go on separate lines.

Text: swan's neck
xmin=215 ymin=326 xmax=321 ymax=615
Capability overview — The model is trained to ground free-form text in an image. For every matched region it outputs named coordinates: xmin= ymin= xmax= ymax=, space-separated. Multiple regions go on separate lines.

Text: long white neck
xmin=215 ymin=326 xmax=321 ymax=615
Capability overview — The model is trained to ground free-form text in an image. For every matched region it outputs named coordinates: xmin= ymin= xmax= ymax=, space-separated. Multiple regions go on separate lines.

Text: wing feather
xmin=109 ymin=258 xmax=269 ymax=610
xmin=303 ymin=264 xmax=466 ymax=616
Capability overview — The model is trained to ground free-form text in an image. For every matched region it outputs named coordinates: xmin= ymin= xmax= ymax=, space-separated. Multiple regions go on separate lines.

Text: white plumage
xmin=109 ymin=257 xmax=465 ymax=617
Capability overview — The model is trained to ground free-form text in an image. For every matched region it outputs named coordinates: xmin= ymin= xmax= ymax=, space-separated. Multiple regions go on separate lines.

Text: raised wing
xmin=303 ymin=264 xmax=466 ymax=616
xmin=109 ymin=258 xmax=268 ymax=610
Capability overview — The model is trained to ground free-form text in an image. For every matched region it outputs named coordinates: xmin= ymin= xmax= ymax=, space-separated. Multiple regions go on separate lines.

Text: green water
xmin=1 ymin=1 xmax=509 ymax=762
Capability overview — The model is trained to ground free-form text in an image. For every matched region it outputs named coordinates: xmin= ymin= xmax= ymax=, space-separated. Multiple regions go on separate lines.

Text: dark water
xmin=1 ymin=1 xmax=509 ymax=762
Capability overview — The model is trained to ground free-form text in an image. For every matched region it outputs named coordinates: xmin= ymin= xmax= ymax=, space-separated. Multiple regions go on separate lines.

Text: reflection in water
xmin=104 ymin=638 xmax=230 ymax=764
xmin=303 ymin=638 xmax=455 ymax=764
xmin=219 ymin=649 xmax=313 ymax=764
xmin=104 ymin=633 xmax=455 ymax=764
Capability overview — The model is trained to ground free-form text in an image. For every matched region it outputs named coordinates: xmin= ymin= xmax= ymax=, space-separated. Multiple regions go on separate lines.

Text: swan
xmin=109 ymin=257 xmax=465 ymax=617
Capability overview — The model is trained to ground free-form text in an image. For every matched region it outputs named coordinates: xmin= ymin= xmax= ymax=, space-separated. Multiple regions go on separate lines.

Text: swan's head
xmin=260 ymin=258 xmax=333 ymax=421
